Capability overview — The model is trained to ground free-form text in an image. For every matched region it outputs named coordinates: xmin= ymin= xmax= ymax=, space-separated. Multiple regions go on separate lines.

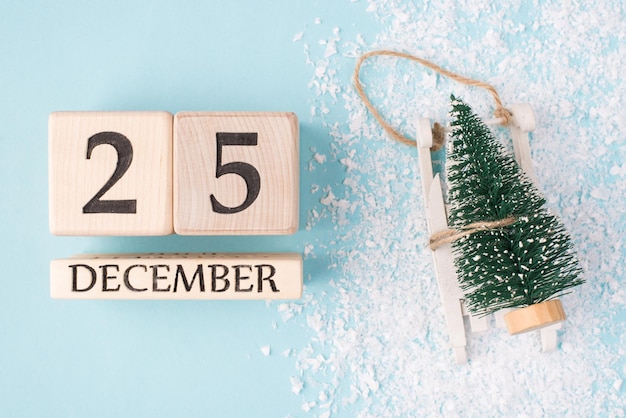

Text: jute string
xmin=428 ymin=217 xmax=517 ymax=250
xmin=353 ymin=50 xmax=513 ymax=151
xmin=353 ymin=50 xmax=516 ymax=248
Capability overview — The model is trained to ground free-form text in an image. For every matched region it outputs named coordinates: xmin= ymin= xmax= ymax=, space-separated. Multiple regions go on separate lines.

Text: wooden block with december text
xmin=50 ymin=253 xmax=302 ymax=300
xmin=49 ymin=111 xmax=173 ymax=235
xmin=174 ymin=112 xmax=299 ymax=235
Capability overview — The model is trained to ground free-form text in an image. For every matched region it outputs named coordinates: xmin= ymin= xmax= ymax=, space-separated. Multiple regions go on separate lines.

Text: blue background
xmin=1 ymin=0 xmax=624 ymax=416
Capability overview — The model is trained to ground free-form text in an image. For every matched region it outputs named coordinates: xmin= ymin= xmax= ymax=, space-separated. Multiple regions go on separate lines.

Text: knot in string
xmin=494 ymin=106 xmax=513 ymax=127
xmin=431 ymin=122 xmax=446 ymax=151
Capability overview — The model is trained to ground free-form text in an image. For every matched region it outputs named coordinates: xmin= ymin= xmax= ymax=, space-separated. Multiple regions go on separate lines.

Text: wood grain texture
xmin=49 ymin=111 xmax=173 ymax=235
xmin=50 ymin=253 xmax=302 ymax=300
xmin=174 ymin=112 xmax=299 ymax=235
xmin=504 ymin=299 xmax=566 ymax=335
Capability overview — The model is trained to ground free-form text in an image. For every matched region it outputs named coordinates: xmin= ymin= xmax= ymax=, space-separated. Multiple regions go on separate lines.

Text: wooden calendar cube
xmin=49 ymin=111 xmax=173 ymax=235
xmin=174 ymin=112 xmax=299 ymax=235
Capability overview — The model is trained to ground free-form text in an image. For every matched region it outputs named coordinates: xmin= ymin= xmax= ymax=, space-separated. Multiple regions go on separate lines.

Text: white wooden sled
xmin=416 ymin=103 xmax=562 ymax=364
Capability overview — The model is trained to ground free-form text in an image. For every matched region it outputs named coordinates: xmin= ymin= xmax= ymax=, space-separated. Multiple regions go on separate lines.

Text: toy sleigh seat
xmin=415 ymin=103 xmax=562 ymax=364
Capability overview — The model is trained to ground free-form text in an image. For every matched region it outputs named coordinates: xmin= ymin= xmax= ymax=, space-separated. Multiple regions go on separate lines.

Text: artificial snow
xmin=291 ymin=376 xmax=305 ymax=394
xmin=277 ymin=0 xmax=625 ymax=416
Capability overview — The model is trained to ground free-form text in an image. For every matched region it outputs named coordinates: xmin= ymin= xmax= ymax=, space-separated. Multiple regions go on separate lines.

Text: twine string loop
xmin=353 ymin=50 xmax=513 ymax=150
xmin=353 ymin=50 xmax=516 ymax=249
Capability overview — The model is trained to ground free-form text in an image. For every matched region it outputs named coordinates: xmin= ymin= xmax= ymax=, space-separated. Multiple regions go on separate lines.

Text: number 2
xmin=82 ymin=131 xmax=137 ymax=214
xmin=82 ymin=131 xmax=261 ymax=216
xmin=210 ymin=132 xmax=261 ymax=214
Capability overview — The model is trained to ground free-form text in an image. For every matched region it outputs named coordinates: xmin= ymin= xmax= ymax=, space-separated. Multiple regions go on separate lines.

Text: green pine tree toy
xmin=443 ymin=96 xmax=584 ymax=335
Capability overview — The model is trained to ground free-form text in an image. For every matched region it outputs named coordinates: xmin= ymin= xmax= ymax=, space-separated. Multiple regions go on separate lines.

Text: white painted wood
xmin=174 ymin=112 xmax=299 ymax=235
xmin=469 ymin=314 xmax=489 ymax=333
xmin=509 ymin=103 xmax=536 ymax=132
xmin=418 ymin=127 xmax=468 ymax=363
xmin=427 ymin=176 xmax=466 ymax=345
xmin=416 ymin=118 xmax=434 ymax=207
xmin=508 ymin=103 xmax=537 ymax=183
xmin=416 ymin=118 xmax=433 ymax=149
xmin=540 ymin=323 xmax=562 ymax=352
xmin=441 ymin=116 xmax=515 ymax=133
xmin=49 ymin=111 xmax=173 ymax=235
xmin=50 ymin=253 xmax=302 ymax=300
xmin=460 ymin=288 xmax=489 ymax=332
xmin=453 ymin=347 xmax=467 ymax=364
xmin=494 ymin=308 xmax=513 ymax=328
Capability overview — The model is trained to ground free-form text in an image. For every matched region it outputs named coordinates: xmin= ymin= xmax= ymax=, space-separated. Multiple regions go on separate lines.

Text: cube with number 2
xmin=49 ymin=112 xmax=173 ymax=235
xmin=174 ymin=112 xmax=299 ymax=235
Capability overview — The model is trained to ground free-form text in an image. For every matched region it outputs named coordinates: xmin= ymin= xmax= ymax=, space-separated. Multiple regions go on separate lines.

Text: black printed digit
xmin=82 ymin=131 xmax=137 ymax=214
xmin=210 ymin=132 xmax=261 ymax=214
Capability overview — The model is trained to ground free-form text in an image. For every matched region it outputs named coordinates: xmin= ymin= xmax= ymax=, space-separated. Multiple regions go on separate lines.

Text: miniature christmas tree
xmin=444 ymin=96 xmax=584 ymax=327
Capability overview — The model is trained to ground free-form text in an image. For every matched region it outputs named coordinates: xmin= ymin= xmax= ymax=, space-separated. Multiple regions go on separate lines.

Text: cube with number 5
xmin=174 ymin=112 xmax=299 ymax=235
xmin=49 ymin=112 xmax=173 ymax=235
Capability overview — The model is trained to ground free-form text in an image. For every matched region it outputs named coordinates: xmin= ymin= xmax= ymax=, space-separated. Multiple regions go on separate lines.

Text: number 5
xmin=210 ymin=132 xmax=261 ymax=214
